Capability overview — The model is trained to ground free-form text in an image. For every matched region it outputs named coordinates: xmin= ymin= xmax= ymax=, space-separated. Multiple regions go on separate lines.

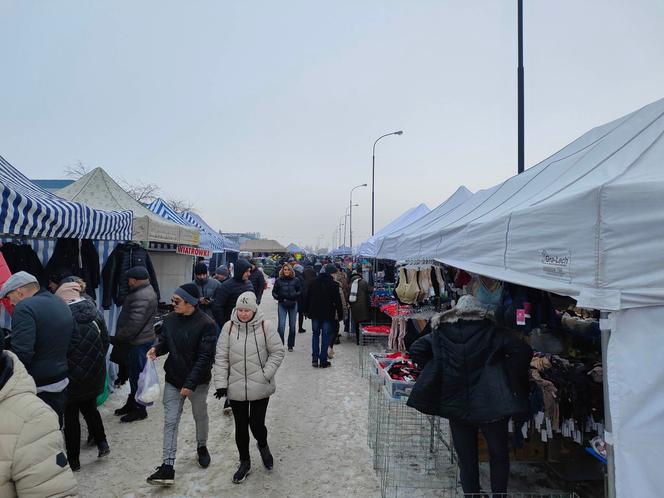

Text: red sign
xmin=176 ymin=245 xmax=212 ymax=258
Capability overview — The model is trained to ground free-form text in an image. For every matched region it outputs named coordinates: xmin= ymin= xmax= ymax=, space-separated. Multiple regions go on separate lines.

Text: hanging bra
xmin=417 ymin=267 xmax=432 ymax=302
xmin=395 ymin=267 xmax=420 ymax=305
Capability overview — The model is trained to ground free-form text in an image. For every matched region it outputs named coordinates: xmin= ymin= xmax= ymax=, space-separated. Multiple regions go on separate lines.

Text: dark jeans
xmin=64 ymin=397 xmax=107 ymax=460
xmin=298 ymin=311 xmax=305 ymax=331
xmin=229 ymin=397 xmax=270 ymax=461
xmin=277 ymin=302 xmax=298 ymax=348
xmin=311 ymin=319 xmax=334 ymax=366
xmin=449 ymin=418 xmax=510 ymax=495
xmin=37 ymin=389 xmax=67 ymax=429
xmin=127 ymin=342 xmax=152 ymax=396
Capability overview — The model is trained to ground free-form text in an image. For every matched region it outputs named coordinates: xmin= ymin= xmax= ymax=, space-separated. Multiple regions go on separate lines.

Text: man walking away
xmin=1 ymin=271 xmax=74 ymax=427
xmin=293 ymin=264 xmax=307 ymax=333
xmin=0 ymin=336 xmax=79 ymax=497
xmin=248 ymin=259 xmax=266 ymax=304
xmin=193 ymin=262 xmax=220 ymax=319
xmin=113 ymin=266 xmax=158 ymax=423
xmin=211 ymin=258 xmax=254 ymax=328
xmin=146 ymin=283 xmax=217 ymax=486
xmin=305 ymin=264 xmax=343 ymax=368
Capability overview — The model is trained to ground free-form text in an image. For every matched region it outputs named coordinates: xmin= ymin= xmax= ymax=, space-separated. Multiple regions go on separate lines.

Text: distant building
xmin=31 ymin=179 xmax=74 ymax=193
xmin=222 ymin=231 xmax=261 ymax=248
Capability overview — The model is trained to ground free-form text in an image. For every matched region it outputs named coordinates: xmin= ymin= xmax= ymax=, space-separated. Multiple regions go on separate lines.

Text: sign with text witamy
xmin=176 ymin=245 xmax=211 ymax=258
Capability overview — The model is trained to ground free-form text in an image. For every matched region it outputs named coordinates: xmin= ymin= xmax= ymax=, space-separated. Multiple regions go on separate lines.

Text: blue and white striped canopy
xmin=0 ymin=155 xmax=133 ymax=240
xmin=146 ymin=198 xmax=189 ymax=226
xmin=181 ymin=211 xmax=236 ymax=253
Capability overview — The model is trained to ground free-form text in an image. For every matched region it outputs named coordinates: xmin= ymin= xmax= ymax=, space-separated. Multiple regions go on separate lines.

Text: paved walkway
xmin=76 ymin=293 xmax=381 ymax=497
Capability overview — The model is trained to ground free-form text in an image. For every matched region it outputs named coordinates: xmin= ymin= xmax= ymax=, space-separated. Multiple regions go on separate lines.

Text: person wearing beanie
xmin=271 ymin=263 xmax=302 ymax=352
xmin=1 ymin=271 xmax=75 ymax=427
xmin=112 ymin=266 xmax=158 ymax=423
xmin=0 ymin=336 xmax=80 ymax=497
xmin=211 ymin=258 xmax=254 ymax=328
xmin=213 ymin=291 xmax=285 ymax=484
xmin=192 ymin=263 xmax=221 ymax=320
xmin=214 ymin=266 xmax=229 ymax=283
xmin=304 ymin=265 xmax=343 ymax=368
xmin=146 ymin=283 xmax=217 ymax=486
xmin=55 ymin=282 xmax=111 ymax=471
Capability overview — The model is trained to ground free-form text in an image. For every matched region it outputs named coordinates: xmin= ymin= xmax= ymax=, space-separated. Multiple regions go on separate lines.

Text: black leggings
xmin=449 ymin=418 xmax=509 ymax=495
xmin=64 ymin=397 xmax=107 ymax=460
xmin=230 ymin=397 xmax=270 ymax=461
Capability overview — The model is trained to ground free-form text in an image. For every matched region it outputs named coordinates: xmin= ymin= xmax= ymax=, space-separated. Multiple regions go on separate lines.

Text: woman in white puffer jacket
xmin=213 ymin=291 xmax=284 ymax=484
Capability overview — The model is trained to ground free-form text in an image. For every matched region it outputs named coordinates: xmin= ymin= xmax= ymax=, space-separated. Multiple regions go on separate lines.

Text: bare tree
xmin=166 ymin=197 xmax=196 ymax=214
xmin=119 ymin=179 xmax=161 ymax=204
xmin=63 ymin=160 xmax=90 ymax=179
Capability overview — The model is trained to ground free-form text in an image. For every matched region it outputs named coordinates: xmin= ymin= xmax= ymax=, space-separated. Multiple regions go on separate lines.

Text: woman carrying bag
xmin=213 ymin=291 xmax=285 ymax=484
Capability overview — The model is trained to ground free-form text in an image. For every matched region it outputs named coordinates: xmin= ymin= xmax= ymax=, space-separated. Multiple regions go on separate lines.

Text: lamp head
xmin=394 ymin=130 xmax=404 ymax=135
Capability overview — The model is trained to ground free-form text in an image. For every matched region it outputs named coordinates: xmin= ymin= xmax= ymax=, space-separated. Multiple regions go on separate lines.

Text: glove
xmin=214 ymin=388 xmax=227 ymax=400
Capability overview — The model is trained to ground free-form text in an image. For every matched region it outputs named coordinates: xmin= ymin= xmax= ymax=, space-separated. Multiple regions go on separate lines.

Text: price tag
xmin=516 ymin=309 xmax=526 ymax=326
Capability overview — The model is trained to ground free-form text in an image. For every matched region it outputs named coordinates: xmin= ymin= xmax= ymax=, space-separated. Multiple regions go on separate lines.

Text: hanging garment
xmin=101 ymin=242 xmax=160 ymax=309
xmin=433 ymin=266 xmax=445 ymax=296
xmin=417 ymin=267 xmax=433 ymax=302
xmin=0 ymin=243 xmax=44 ymax=282
xmin=44 ymin=239 xmax=100 ymax=301
xmin=0 ymin=252 xmax=13 ymax=314
xmin=395 ymin=267 xmax=420 ymax=305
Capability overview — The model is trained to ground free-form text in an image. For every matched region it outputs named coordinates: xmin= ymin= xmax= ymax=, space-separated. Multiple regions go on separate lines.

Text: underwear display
xmin=394 ymin=267 xmax=420 ymax=304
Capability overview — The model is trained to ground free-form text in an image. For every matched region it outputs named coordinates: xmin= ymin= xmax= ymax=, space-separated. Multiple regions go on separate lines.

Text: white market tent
xmin=57 ymin=168 xmax=199 ymax=246
xmin=384 ymin=98 xmax=664 ymax=497
xmin=356 ymin=202 xmax=432 ymax=258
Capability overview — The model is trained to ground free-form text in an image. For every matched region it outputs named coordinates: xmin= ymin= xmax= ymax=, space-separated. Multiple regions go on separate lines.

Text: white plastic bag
xmin=135 ymin=359 xmax=161 ymax=406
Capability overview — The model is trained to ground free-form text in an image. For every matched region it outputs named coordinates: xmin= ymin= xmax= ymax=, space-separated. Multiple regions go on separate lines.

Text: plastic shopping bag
xmin=95 ymin=373 xmax=110 ymax=407
xmin=135 ymin=359 xmax=161 ymax=406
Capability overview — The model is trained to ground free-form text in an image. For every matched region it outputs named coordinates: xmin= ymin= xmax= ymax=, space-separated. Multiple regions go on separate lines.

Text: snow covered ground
xmin=75 ymin=294 xmax=382 ymax=497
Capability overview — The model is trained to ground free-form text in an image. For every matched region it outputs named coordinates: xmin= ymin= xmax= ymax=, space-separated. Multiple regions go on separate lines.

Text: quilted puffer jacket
xmin=213 ymin=308 xmax=285 ymax=401
xmin=101 ymin=242 xmax=160 ymax=309
xmin=0 ymin=351 xmax=79 ymax=498
xmin=67 ymin=298 xmax=109 ymax=403
xmin=115 ymin=282 xmax=158 ymax=346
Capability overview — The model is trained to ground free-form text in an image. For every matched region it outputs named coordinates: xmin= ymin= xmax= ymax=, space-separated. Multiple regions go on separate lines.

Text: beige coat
xmin=0 ymin=352 xmax=79 ymax=498
xmin=213 ymin=309 xmax=285 ymax=401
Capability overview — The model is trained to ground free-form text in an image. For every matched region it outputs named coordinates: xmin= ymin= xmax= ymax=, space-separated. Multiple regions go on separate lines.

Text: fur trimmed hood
xmin=431 ymin=295 xmax=495 ymax=328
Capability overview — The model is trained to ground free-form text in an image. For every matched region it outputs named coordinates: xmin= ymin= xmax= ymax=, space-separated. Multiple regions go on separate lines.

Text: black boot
xmin=197 ymin=446 xmax=211 ymax=468
xmin=147 ymin=464 xmax=175 ymax=486
xmin=257 ymin=443 xmax=273 ymax=470
xmin=232 ymin=460 xmax=251 ymax=483
xmin=114 ymin=394 xmax=135 ymax=416
xmin=120 ymin=404 xmax=147 ymax=423
xmin=97 ymin=440 xmax=110 ymax=458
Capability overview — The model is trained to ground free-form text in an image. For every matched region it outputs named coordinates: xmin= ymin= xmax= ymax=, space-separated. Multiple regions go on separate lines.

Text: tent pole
xmin=517 ymin=0 xmax=525 ymax=174
xmin=600 ymin=311 xmax=616 ymax=498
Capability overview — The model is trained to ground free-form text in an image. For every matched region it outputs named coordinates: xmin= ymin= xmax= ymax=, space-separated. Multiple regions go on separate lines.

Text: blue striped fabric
xmin=181 ymin=211 xmax=235 ymax=252
xmin=146 ymin=198 xmax=189 ymax=226
xmin=0 ymin=155 xmax=133 ymax=240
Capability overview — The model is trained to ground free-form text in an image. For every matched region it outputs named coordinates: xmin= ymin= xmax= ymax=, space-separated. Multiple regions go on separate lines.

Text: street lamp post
xmin=349 ymin=183 xmax=367 ymax=250
xmin=344 ymin=204 xmax=359 ymax=248
xmin=372 ymin=130 xmax=403 ymax=236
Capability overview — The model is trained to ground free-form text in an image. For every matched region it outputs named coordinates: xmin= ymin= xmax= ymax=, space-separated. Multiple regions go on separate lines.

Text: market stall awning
xmin=240 ymin=239 xmax=286 ymax=254
xmin=332 ymin=245 xmax=352 ymax=256
xmin=357 ymin=202 xmax=432 ymax=258
xmin=182 ymin=210 xmax=239 ymax=253
xmin=146 ymin=198 xmax=189 ymax=226
xmin=0 ymin=155 xmax=132 ymax=240
xmin=56 ymin=168 xmax=199 ymax=245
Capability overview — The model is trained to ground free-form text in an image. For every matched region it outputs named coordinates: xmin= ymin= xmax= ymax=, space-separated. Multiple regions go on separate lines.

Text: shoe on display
xmin=197 ymin=446 xmax=211 ymax=468
xmin=97 ymin=440 xmax=110 ymax=458
xmin=257 ymin=443 xmax=274 ymax=470
xmin=120 ymin=408 xmax=147 ymax=423
xmin=147 ymin=464 xmax=175 ymax=486
xmin=232 ymin=460 xmax=251 ymax=484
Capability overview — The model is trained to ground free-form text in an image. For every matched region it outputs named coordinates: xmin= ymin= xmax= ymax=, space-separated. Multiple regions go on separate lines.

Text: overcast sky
xmin=1 ymin=1 xmax=663 ymax=249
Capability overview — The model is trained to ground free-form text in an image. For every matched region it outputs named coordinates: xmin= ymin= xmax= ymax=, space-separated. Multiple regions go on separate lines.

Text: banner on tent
xmin=176 ymin=245 xmax=211 ymax=258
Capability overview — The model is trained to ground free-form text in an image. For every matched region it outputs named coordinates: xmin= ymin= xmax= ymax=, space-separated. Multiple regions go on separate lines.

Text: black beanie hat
xmin=194 ymin=262 xmax=208 ymax=275
xmin=233 ymin=259 xmax=252 ymax=281
xmin=174 ymin=283 xmax=201 ymax=306
xmin=126 ymin=266 xmax=150 ymax=280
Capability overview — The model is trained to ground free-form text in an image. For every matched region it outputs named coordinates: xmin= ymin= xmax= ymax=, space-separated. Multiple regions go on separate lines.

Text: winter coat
xmin=66 ymin=299 xmax=109 ymax=403
xmin=115 ymin=282 xmax=158 ymax=346
xmin=101 ymin=242 xmax=160 ymax=309
xmin=213 ymin=309 xmax=285 ymax=401
xmin=211 ymin=261 xmax=254 ymax=326
xmin=44 ymin=239 xmax=100 ymax=301
xmin=407 ymin=303 xmax=532 ymax=424
xmin=272 ymin=274 xmax=302 ymax=306
xmin=349 ymin=275 xmax=371 ymax=323
xmin=194 ymin=277 xmax=221 ymax=318
xmin=154 ymin=309 xmax=217 ymax=391
xmin=0 ymin=351 xmax=79 ymax=498
xmin=0 ymin=243 xmax=44 ymax=283
xmin=249 ymin=269 xmax=266 ymax=304
xmin=304 ymin=273 xmax=343 ymax=322
xmin=10 ymin=290 xmax=74 ymax=388
xmin=300 ymin=267 xmax=316 ymax=314
xmin=332 ymin=272 xmax=349 ymax=319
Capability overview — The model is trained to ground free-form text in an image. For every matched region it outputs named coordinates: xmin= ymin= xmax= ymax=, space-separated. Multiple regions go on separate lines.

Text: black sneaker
xmin=97 ymin=440 xmax=110 ymax=458
xmin=197 ymin=446 xmax=211 ymax=468
xmin=147 ymin=464 xmax=175 ymax=486
xmin=311 ymin=361 xmax=319 ymax=368
xmin=257 ymin=443 xmax=273 ymax=470
xmin=69 ymin=458 xmax=81 ymax=472
xmin=114 ymin=395 xmax=134 ymax=416
xmin=320 ymin=362 xmax=332 ymax=368
xmin=232 ymin=460 xmax=251 ymax=484
xmin=298 ymin=329 xmax=306 ymax=333
xmin=288 ymin=347 xmax=293 ymax=352
xmin=120 ymin=408 xmax=147 ymax=423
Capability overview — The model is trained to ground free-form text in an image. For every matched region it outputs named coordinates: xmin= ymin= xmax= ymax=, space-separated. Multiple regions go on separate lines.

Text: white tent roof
xmin=57 ymin=168 xmax=199 ymax=245
xmin=356 ymin=203 xmax=431 ymax=258
xmin=382 ymin=97 xmax=664 ymax=311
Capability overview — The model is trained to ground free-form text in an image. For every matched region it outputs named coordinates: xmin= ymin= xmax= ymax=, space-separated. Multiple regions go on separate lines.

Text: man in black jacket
xmin=248 ymin=260 xmax=266 ymax=304
xmin=304 ymin=264 xmax=343 ymax=368
xmin=146 ymin=283 xmax=216 ymax=487
xmin=192 ymin=262 xmax=220 ymax=319
xmin=113 ymin=266 xmax=158 ymax=423
xmin=1 ymin=271 xmax=74 ymax=427
xmin=407 ymin=295 xmax=532 ymax=496
xmin=211 ymin=258 xmax=253 ymax=328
